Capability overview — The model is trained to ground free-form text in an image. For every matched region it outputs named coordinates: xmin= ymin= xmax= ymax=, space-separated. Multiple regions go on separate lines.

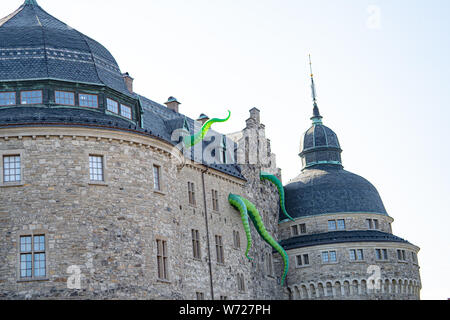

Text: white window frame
xmin=0 ymin=150 xmax=25 ymax=187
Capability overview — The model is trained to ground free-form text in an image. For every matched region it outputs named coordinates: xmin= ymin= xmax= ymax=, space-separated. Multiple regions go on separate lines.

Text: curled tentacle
xmin=260 ymin=171 xmax=295 ymax=222
xmin=183 ymin=110 xmax=231 ymax=148
xmin=228 ymin=194 xmax=253 ymax=261
xmin=238 ymin=196 xmax=289 ymax=286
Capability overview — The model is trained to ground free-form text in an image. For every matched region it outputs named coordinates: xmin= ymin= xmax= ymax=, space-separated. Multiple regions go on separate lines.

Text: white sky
xmin=2 ymin=0 xmax=449 ymax=300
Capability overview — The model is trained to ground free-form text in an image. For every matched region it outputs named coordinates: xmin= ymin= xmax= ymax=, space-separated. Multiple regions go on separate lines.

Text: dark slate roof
xmin=138 ymin=95 xmax=244 ymax=179
xmin=283 ymin=164 xmax=388 ymax=219
xmin=300 ymin=123 xmax=341 ymax=154
xmin=279 ymin=230 xmax=410 ymax=251
xmin=0 ymin=1 xmax=132 ymax=97
xmin=0 ymin=2 xmax=244 ymax=180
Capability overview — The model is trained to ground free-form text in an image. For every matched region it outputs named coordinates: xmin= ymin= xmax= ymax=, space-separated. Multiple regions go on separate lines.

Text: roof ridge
xmin=0 ymin=5 xmax=24 ymax=27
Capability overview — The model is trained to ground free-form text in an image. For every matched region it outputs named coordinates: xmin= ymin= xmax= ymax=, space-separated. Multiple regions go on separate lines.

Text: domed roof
xmin=300 ymin=123 xmax=341 ymax=153
xmin=0 ymin=0 xmax=131 ymax=96
xmin=284 ymin=164 xmax=388 ymax=219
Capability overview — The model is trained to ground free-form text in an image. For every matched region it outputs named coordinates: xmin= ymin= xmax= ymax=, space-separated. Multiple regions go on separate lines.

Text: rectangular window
xmin=192 ymin=229 xmax=201 ymax=260
xmin=220 ymin=296 xmax=228 ymax=300
xmin=322 ymin=251 xmax=336 ymax=263
xmin=266 ymin=253 xmax=273 ymax=276
xmin=188 ymin=182 xmax=196 ymax=206
xmin=120 ymin=104 xmax=132 ymax=120
xmin=3 ymin=155 xmax=21 ymax=183
xmin=55 ymin=91 xmax=75 ymax=106
xmin=367 ymin=219 xmax=373 ymax=229
xmin=79 ymin=94 xmax=98 ymax=108
xmin=21 ymin=90 xmax=42 ymax=105
xmin=233 ymin=230 xmax=240 ymax=249
xmin=350 ymin=249 xmax=356 ymax=261
xmin=357 ymin=249 xmax=364 ymax=261
xmin=329 ymin=251 xmax=337 ymax=262
xmin=291 ymin=225 xmax=299 ymax=236
xmin=296 ymin=254 xmax=310 ymax=266
xmin=212 ymin=189 xmax=219 ymax=211
xmin=337 ymin=219 xmax=346 ymax=230
xmin=376 ymin=248 xmax=388 ymax=260
xmin=383 ymin=249 xmax=388 ymax=260
xmin=328 ymin=220 xmax=337 ymax=231
xmin=299 ymin=223 xmax=307 ymax=234
xmin=322 ymin=251 xmax=329 ymax=263
xmin=296 ymin=255 xmax=303 ymax=266
xmin=237 ymin=273 xmax=245 ymax=292
xmin=397 ymin=249 xmax=406 ymax=261
xmin=156 ymin=239 xmax=169 ymax=280
xmin=303 ymin=254 xmax=310 ymax=265
xmin=153 ymin=165 xmax=161 ymax=191
xmin=20 ymin=235 xmax=46 ymax=279
xmin=373 ymin=219 xmax=379 ymax=230
xmin=0 ymin=92 xmax=16 ymax=106
xmin=215 ymin=235 xmax=224 ymax=264
xmin=89 ymin=155 xmax=104 ymax=182
xmin=106 ymin=98 xmax=119 ymax=113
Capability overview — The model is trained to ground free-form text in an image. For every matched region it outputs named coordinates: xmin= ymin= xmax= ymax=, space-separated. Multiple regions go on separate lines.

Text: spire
xmin=309 ymin=54 xmax=323 ymax=124
xmin=24 ymin=0 xmax=38 ymax=6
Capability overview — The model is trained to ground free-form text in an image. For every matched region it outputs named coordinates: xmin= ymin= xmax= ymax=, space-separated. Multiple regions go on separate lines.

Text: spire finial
xmin=24 ymin=0 xmax=38 ymax=6
xmin=309 ymin=54 xmax=323 ymax=124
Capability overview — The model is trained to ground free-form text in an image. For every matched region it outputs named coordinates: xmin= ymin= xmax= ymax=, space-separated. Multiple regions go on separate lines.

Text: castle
xmin=0 ymin=0 xmax=421 ymax=300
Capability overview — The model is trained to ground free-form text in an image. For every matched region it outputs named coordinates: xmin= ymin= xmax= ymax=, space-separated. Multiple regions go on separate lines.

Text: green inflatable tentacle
xmin=183 ymin=110 xmax=231 ymax=148
xmin=228 ymin=194 xmax=289 ymax=286
xmin=228 ymin=194 xmax=253 ymax=261
xmin=260 ymin=171 xmax=295 ymax=222
xmin=239 ymin=196 xmax=289 ymax=286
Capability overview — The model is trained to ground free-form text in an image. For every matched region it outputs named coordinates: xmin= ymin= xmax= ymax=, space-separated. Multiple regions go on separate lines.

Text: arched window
xmin=343 ymin=281 xmax=350 ymax=297
xmin=351 ymin=280 xmax=359 ymax=296
xmin=318 ymin=283 xmax=324 ymax=298
xmin=310 ymin=284 xmax=316 ymax=298
xmin=334 ymin=282 xmax=342 ymax=298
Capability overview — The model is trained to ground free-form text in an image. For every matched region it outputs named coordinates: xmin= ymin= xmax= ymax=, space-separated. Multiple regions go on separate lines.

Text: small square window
xmin=299 ymin=224 xmax=307 ymax=234
xmin=322 ymin=251 xmax=329 ymax=263
xmin=357 ymin=249 xmax=364 ymax=260
xmin=291 ymin=225 xmax=299 ymax=236
xmin=328 ymin=220 xmax=337 ymax=231
xmin=296 ymin=255 xmax=303 ymax=266
xmin=106 ymin=98 xmax=119 ymax=113
xmin=120 ymin=104 xmax=132 ymax=120
xmin=337 ymin=219 xmax=345 ymax=230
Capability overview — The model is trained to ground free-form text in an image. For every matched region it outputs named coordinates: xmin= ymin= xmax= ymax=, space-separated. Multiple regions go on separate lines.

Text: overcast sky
xmin=2 ymin=0 xmax=449 ymax=300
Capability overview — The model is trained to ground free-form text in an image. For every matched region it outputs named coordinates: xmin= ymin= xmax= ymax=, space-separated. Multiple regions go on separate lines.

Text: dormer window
xmin=55 ymin=91 xmax=74 ymax=106
xmin=106 ymin=98 xmax=119 ymax=114
xmin=0 ymin=92 xmax=16 ymax=106
xmin=120 ymin=104 xmax=132 ymax=120
xmin=220 ymin=136 xmax=227 ymax=164
xmin=79 ymin=94 xmax=98 ymax=108
xmin=21 ymin=90 xmax=42 ymax=105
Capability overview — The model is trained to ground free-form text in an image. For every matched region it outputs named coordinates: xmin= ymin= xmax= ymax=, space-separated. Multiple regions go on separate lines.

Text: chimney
xmin=246 ymin=107 xmax=261 ymax=129
xmin=122 ymin=72 xmax=134 ymax=93
xmin=164 ymin=96 xmax=181 ymax=113
xmin=197 ymin=114 xmax=210 ymax=125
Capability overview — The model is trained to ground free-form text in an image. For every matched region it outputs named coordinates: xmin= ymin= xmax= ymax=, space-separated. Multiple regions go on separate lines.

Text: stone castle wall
xmin=0 ymin=125 xmax=283 ymax=300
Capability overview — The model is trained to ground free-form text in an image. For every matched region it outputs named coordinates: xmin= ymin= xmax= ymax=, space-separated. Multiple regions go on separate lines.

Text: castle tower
xmin=277 ymin=58 xmax=422 ymax=300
